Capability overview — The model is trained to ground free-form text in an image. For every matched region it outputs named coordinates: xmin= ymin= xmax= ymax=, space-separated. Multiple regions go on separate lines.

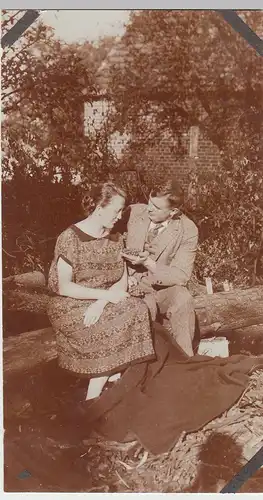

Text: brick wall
xmin=195 ymin=132 xmax=222 ymax=181
xmin=136 ymin=127 xmax=222 ymax=189
xmin=84 ymin=101 xmax=222 ymax=190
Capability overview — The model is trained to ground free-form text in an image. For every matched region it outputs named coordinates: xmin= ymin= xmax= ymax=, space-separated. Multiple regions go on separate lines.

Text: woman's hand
xmin=106 ymin=289 xmax=130 ymax=304
xmin=83 ymin=288 xmax=130 ymax=326
xmin=84 ymin=300 xmax=105 ymax=327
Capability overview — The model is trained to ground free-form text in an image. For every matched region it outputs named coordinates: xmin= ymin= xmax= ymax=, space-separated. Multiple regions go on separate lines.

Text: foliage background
xmin=2 ymin=10 xmax=263 ymax=287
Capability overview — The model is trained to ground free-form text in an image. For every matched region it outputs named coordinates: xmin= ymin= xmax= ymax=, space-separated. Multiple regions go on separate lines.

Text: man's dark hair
xmin=150 ymin=178 xmax=184 ymax=208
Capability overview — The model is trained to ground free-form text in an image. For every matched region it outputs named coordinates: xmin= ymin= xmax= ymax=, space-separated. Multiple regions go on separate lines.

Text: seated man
xmin=122 ymin=178 xmax=198 ymax=356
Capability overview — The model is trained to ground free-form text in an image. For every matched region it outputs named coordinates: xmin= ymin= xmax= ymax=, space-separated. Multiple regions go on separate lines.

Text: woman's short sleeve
xmin=48 ymin=228 xmax=78 ymax=294
xmin=54 ymin=228 xmax=77 ymax=267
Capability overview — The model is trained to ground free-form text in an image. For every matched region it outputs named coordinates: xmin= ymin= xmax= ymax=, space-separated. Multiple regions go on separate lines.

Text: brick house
xmin=83 ymin=36 xmax=222 ymax=193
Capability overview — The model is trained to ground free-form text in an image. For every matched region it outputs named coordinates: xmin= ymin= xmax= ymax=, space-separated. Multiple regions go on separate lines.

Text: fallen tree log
xmin=3 ymin=324 xmax=263 ymax=381
xmin=194 ymin=286 xmax=263 ymax=333
xmin=3 ymin=327 xmax=56 ymax=379
xmin=3 ymin=285 xmax=263 ymax=334
xmin=3 ymin=271 xmax=46 ymax=290
xmin=4 ymin=290 xmax=50 ymax=315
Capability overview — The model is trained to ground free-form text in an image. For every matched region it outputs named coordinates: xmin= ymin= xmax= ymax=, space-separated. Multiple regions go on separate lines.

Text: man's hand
xmin=84 ymin=300 xmax=105 ymax=327
xmin=121 ymin=250 xmax=149 ymax=266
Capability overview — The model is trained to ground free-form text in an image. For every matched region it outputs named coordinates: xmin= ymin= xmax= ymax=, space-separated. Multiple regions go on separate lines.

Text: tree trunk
xmin=4 ymin=284 xmax=263 ymax=334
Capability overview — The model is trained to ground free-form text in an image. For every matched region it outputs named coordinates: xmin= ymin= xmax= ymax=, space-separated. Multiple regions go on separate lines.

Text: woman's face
xmin=100 ymin=195 xmax=126 ymax=229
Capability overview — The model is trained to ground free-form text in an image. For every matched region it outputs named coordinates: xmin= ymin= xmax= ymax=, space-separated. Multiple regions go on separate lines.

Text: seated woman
xmin=47 ymin=181 xmax=155 ymax=401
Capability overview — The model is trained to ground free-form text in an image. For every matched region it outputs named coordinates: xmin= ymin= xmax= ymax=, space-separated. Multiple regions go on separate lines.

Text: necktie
xmin=146 ymin=223 xmax=163 ymax=244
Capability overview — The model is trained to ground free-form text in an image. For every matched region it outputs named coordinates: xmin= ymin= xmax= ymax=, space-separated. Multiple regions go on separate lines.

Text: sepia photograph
xmin=2 ymin=7 xmax=263 ymax=494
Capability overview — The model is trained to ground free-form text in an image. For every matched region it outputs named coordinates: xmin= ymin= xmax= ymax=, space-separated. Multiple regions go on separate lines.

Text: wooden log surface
xmin=3 ymin=327 xmax=56 ymax=379
xmin=3 ymin=271 xmax=46 ymax=289
xmin=4 ymin=284 xmax=263 ymax=334
xmin=4 ymin=289 xmax=50 ymax=315
xmin=194 ymin=286 xmax=263 ymax=332
xmin=3 ymin=324 xmax=263 ymax=381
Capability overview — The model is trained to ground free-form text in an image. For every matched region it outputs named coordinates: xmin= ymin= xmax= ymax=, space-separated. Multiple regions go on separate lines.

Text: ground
xmin=3 ymin=317 xmax=263 ymax=493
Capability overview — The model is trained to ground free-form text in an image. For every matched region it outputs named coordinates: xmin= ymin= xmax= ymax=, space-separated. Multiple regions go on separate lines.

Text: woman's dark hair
xmin=150 ymin=178 xmax=184 ymax=208
xmin=82 ymin=181 xmax=127 ymax=216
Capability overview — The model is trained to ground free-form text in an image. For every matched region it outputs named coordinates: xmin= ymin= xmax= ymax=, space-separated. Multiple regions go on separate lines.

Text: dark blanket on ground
xmin=84 ymin=323 xmax=263 ymax=455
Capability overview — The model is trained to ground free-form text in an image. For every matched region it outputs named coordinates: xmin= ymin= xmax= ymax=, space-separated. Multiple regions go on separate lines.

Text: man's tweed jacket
xmin=125 ymin=203 xmax=198 ymax=289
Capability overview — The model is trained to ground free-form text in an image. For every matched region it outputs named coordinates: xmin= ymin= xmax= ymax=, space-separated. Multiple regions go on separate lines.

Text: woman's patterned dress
xmin=47 ymin=225 xmax=155 ymax=377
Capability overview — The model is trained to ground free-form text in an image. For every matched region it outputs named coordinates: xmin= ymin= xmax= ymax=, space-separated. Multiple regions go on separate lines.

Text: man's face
xmin=147 ymin=194 xmax=175 ymax=223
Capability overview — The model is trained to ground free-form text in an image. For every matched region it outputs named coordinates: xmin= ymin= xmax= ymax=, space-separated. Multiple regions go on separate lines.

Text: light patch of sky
xmin=40 ymin=10 xmax=131 ymax=43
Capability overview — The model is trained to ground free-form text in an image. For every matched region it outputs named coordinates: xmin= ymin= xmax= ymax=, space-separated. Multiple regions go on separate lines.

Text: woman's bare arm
xmin=110 ymin=262 xmax=128 ymax=292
